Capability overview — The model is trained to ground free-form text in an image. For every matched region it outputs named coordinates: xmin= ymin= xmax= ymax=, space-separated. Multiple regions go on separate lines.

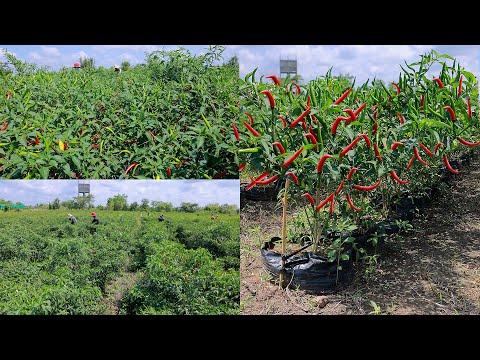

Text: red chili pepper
xmin=6 ymin=90 xmax=11 ymax=100
xmin=266 ymin=75 xmax=281 ymax=86
xmin=283 ymin=147 xmax=304 ymax=168
xmin=396 ymin=112 xmax=405 ymax=125
xmin=166 ymin=167 xmax=172 ymax=177
xmin=392 ymin=82 xmax=400 ymax=94
xmin=406 ymin=154 xmax=415 ymax=170
xmin=420 ymin=94 xmax=425 ymax=107
xmin=347 ymin=167 xmax=359 ymax=181
xmin=125 ymin=162 xmax=138 ymax=174
xmin=301 ymin=118 xmax=307 ymax=131
xmin=260 ymin=90 xmax=275 ymax=108
xmin=418 ymin=141 xmax=434 ymax=157
xmin=413 ymin=147 xmax=429 ymax=166
xmin=92 ymin=134 xmax=101 ymax=141
xmin=292 ymin=83 xmax=301 ymax=95
xmin=91 ymin=144 xmax=100 ymax=149
xmin=391 ymin=141 xmax=403 ymax=150
xmin=246 ymin=171 xmax=269 ymax=191
xmin=359 ymin=133 xmax=371 ymax=147
xmin=302 ymin=193 xmax=315 ymax=206
xmin=372 ymin=122 xmax=378 ymax=135
xmin=290 ymin=106 xmax=311 ymax=128
xmin=64 ymin=141 xmax=68 ymax=150
xmin=458 ymin=75 xmax=463 ymax=96
xmin=317 ymin=153 xmax=333 ymax=172
xmin=315 ymin=193 xmax=335 ymax=211
xmin=272 ymin=141 xmax=286 ymax=154
xmin=278 ymin=116 xmax=287 ymax=128
xmin=434 ymin=142 xmax=444 ymax=154
xmin=333 ymin=88 xmax=351 ymax=105
xmin=343 ymin=109 xmax=357 ymax=123
xmin=458 ymin=137 xmax=480 ymax=147
xmin=285 ymin=171 xmax=298 ymax=184
xmin=238 ymin=163 xmax=245 ymax=171
xmin=331 ymin=116 xmax=349 ymax=135
xmin=443 ymin=106 xmax=456 ymax=121
xmin=255 ymin=174 xmax=279 ymax=185
xmin=245 ymin=113 xmax=254 ymax=125
xmin=0 ymin=121 xmax=7 ymax=131
xmin=148 ymin=131 xmax=156 ymax=139
xmin=340 ymin=134 xmax=369 ymax=157
xmin=347 ymin=195 xmax=362 ymax=211
xmin=354 ymin=179 xmax=382 ymax=191
xmin=232 ymin=123 xmax=240 ymax=141
xmin=79 ymin=128 xmax=83 ymax=136
xmin=373 ymin=143 xmax=382 ymax=162
xmin=335 ymin=180 xmax=345 ymax=195
xmin=433 ymin=77 xmax=444 ymax=88
xmin=304 ymin=133 xmax=318 ymax=150
xmin=307 ymin=95 xmax=311 ymax=107
xmin=373 ymin=105 xmax=378 ymax=120
xmin=390 ymin=170 xmax=409 ymax=185
xmin=311 ymin=114 xmax=318 ymax=125
xmin=329 ymin=193 xmax=335 ymax=214
xmin=354 ymin=102 xmax=367 ymax=117
xmin=125 ymin=139 xmax=137 ymax=145
xmin=183 ymin=85 xmax=192 ymax=91
xmin=309 ymin=126 xmax=318 ymax=141
xmin=243 ymin=121 xmax=261 ymax=137
xmin=213 ymin=169 xmax=228 ymax=179
xmin=443 ymin=155 xmax=460 ymax=174
xmin=467 ymin=98 xmax=471 ymax=118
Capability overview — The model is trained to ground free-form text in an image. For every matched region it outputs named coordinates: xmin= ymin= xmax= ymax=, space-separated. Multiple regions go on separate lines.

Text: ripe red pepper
xmin=373 ymin=143 xmax=382 ymax=162
xmin=307 ymin=95 xmax=311 ymax=107
xmin=285 ymin=171 xmax=298 ymax=184
xmin=372 ymin=122 xmax=378 ymax=135
xmin=434 ymin=142 xmax=444 ymax=154
xmin=302 ymin=193 xmax=315 ymax=206
xmin=347 ymin=167 xmax=359 ymax=180
xmin=317 ymin=153 xmax=333 ymax=172
xmin=391 ymin=141 xmax=403 ymax=151
xmin=304 ymin=133 xmax=318 ymax=150
xmin=315 ymin=193 xmax=335 ymax=211
xmin=277 ymin=116 xmax=287 ymax=128
xmin=301 ymin=118 xmax=307 ymax=131
xmin=418 ymin=141 xmax=434 ymax=157
xmin=331 ymin=116 xmax=349 ymax=135
xmin=392 ymin=82 xmax=400 ymax=94
xmin=183 ymin=85 xmax=192 ymax=91
xmin=406 ymin=154 xmax=415 ymax=170
xmin=232 ymin=123 xmax=240 ymax=141
xmin=167 ymin=167 xmax=172 ymax=177
xmin=343 ymin=109 xmax=357 ymax=123
xmin=255 ymin=174 xmax=279 ymax=185
xmin=125 ymin=162 xmax=138 ymax=174
xmin=309 ymin=126 xmax=318 ymax=141
xmin=283 ymin=147 xmax=304 ymax=168
xmin=354 ymin=102 xmax=367 ymax=117
xmin=458 ymin=75 xmax=463 ymax=96
xmin=335 ymin=180 xmax=345 ymax=195
xmin=390 ymin=170 xmax=409 ymax=185
xmin=311 ymin=114 xmax=318 ymax=125
xmin=246 ymin=171 xmax=269 ymax=191
xmin=443 ymin=155 xmax=460 ymax=174
xmin=467 ymin=98 xmax=471 ymax=118
xmin=245 ymin=113 xmax=254 ymax=125
xmin=79 ymin=128 xmax=83 ymax=136
xmin=396 ymin=112 xmax=405 ymax=125
xmin=238 ymin=163 xmax=246 ymax=171
xmin=266 ymin=75 xmax=281 ymax=86
xmin=457 ymin=137 xmax=480 ymax=147
xmin=148 ymin=131 xmax=156 ymax=139
xmin=347 ymin=195 xmax=362 ymax=211
xmin=340 ymin=134 xmax=370 ymax=157
xmin=290 ymin=106 xmax=311 ymax=128
xmin=91 ymin=144 xmax=100 ymax=149
xmin=359 ymin=133 xmax=371 ymax=147
xmin=353 ymin=178 xmax=382 ymax=191
xmin=272 ymin=141 xmax=286 ymax=154
xmin=1 ymin=121 xmax=7 ymax=131
xmin=292 ymin=83 xmax=301 ymax=95
xmin=329 ymin=194 xmax=335 ymax=214
xmin=433 ymin=77 xmax=444 ymax=88
xmin=6 ymin=90 xmax=10 ymax=100
xmin=420 ymin=94 xmax=425 ymax=107
xmin=243 ymin=121 xmax=261 ymax=137
xmin=413 ymin=147 xmax=429 ymax=166
xmin=213 ymin=169 xmax=228 ymax=179
xmin=333 ymin=88 xmax=351 ymax=105
xmin=443 ymin=106 xmax=456 ymax=120
xmin=260 ymin=90 xmax=275 ymax=108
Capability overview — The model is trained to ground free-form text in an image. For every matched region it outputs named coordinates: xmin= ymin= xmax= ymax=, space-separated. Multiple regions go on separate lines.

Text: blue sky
xmin=0 ymin=180 xmax=240 ymax=207
xmin=1 ymin=45 xmax=479 ymax=85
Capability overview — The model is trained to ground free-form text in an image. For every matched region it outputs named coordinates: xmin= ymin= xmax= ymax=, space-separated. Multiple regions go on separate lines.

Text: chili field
xmin=0 ymin=46 xmax=240 ymax=179
xmin=0 ymin=209 xmax=239 ymax=314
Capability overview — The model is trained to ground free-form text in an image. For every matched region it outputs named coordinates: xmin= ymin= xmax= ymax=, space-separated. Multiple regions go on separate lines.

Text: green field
xmin=0 ymin=209 xmax=239 ymax=314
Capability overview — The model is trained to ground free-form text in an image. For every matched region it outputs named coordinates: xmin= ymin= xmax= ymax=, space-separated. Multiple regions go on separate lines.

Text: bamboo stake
xmin=280 ymin=178 xmax=290 ymax=289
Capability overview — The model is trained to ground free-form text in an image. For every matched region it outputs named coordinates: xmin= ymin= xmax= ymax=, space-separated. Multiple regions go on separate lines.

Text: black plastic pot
xmin=260 ymin=240 xmax=354 ymax=295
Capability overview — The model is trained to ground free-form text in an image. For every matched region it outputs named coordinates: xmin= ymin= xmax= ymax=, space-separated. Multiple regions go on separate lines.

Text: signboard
xmin=280 ymin=59 xmax=297 ymax=74
xmin=78 ymin=184 xmax=90 ymax=193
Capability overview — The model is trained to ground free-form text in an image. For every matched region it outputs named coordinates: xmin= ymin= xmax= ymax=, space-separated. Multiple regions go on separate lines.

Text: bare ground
xmin=240 ymin=152 xmax=480 ymax=315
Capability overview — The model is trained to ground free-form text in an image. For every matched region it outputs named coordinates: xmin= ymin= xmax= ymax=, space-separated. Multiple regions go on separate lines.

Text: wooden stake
xmin=280 ymin=178 xmax=290 ymax=289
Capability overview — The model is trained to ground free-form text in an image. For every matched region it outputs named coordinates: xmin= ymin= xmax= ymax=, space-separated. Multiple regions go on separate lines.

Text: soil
xmin=100 ymin=271 xmax=139 ymax=315
xmin=240 ymin=151 xmax=480 ymax=315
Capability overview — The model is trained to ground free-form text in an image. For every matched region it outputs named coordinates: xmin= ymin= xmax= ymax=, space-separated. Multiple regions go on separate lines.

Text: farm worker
xmin=91 ymin=212 xmax=100 ymax=225
xmin=114 ymin=65 xmax=121 ymax=73
xmin=73 ymin=62 xmax=81 ymax=71
xmin=158 ymin=214 xmax=165 ymax=222
xmin=68 ymin=213 xmax=77 ymax=224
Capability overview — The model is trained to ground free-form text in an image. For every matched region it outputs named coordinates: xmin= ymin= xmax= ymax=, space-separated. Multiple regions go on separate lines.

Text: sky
xmin=0 ymin=180 xmax=240 ymax=207
xmin=1 ymin=45 xmax=479 ymax=85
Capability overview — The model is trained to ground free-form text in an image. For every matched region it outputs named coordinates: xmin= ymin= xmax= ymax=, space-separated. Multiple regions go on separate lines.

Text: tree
xmin=129 ymin=201 xmax=138 ymax=211
xmin=225 ymin=55 xmax=239 ymax=78
xmin=52 ymin=197 xmax=60 ymax=210
xmin=80 ymin=57 xmax=95 ymax=70
xmin=107 ymin=194 xmax=128 ymax=211
xmin=73 ymin=194 xmax=95 ymax=209
xmin=151 ymin=201 xmax=173 ymax=212
xmin=140 ymin=198 xmax=149 ymax=211
xmin=178 ymin=202 xmax=199 ymax=213
xmin=121 ymin=61 xmax=130 ymax=72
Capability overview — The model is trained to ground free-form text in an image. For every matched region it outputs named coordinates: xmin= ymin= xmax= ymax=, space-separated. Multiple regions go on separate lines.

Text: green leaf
xmin=341 ymin=254 xmax=349 ymax=261
xmin=419 ymin=118 xmax=450 ymax=129
xmin=39 ymin=167 xmax=49 ymax=179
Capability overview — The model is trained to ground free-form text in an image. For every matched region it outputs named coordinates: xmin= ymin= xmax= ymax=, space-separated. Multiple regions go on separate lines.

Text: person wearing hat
xmin=91 ymin=212 xmax=100 ymax=225
xmin=113 ymin=65 xmax=121 ymax=73
xmin=158 ymin=214 xmax=165 ymax=222
xmin=68 ymin=213 xmax=77 ymax=224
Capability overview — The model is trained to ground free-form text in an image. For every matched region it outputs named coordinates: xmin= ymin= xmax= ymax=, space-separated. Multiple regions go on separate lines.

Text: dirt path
xmin=240 ymin=151 xmax=480 ymax=315
xmin=100 ymin=271 xmax=139 ymax=315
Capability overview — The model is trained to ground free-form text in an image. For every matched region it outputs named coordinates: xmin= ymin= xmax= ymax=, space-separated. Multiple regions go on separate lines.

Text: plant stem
xmin=280 ymin=178 xmax=290 ymax=289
